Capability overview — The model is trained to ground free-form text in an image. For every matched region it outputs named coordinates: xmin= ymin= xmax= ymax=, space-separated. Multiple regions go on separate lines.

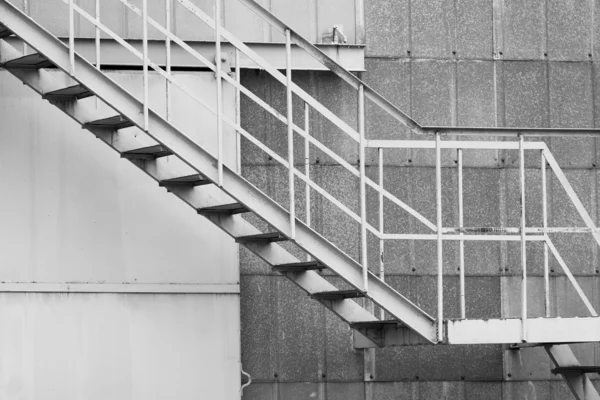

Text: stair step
xmin=0 ymin=25 xmax=13 ymax=39
xmin=197 ymin=203 xmax=249 ymax=216
xmin=159 ymin=174 xmax=211 ymax=188
xmin=3 ymin=53 xmax=55 ymax=69
xmin=552 ymin=366 xmax=600 ymax=375
xmin=121 ymin=145 xmax=173 ymax=160
xmin=350 ymin=320 xmax=404 ymax=330
xmin=83 ymin=115 xmax=134 ymax=130
xmin=272 ymin=260 xmax=325 ymax=273
xmin=311 ymin=289 xmax=365 ymax=301
xmin=236 ymin=232 xmax=287 ymax=244
xmin=43 ymin=85 xmax=93 ymax=101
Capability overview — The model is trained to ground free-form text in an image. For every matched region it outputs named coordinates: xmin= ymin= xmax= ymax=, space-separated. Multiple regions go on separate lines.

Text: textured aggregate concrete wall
xmin=240 ymin=1 xmax=600 ymax=399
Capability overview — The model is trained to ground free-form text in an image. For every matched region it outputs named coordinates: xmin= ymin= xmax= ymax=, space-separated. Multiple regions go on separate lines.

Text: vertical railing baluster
xmin=436 ymin=133 xmax=443 ymax=342
xmin=142 ymin=0 xmax=149 ymax=131
xmin=458 ymin=149 xmax=465 ymax=319
xmin=358 ymin=84 xmax=367 ymax=292
xmin=542 ymin=150 xmax=549 ymax=317
xmin=285 ymin=29 xmax=295 ymax=239
xmin=166 ymin=0 xmax=172 ymax=122
xmin=305 ymin=102 xmax=311 ymax=262
xmin=215 ymin=0 xmax=224 ymax=186
xmin=379 ymin=147 xmax=385 ymax=319
xmin=235 ymin=48 xmax=241 ymax=173
xmin=69 ymin=0 xmax=75 ymax=76
xmin=519 ymin=134 xmax=527 ymax=341
xmin=95 ymin=0 xmax=100 ymax=70
xmin=23 ymin=0 xmax=28 ymax=54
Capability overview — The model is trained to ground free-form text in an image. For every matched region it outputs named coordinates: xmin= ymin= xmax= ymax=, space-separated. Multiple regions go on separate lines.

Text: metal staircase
xmin=1 ymin=0 xmax=600 ymax=398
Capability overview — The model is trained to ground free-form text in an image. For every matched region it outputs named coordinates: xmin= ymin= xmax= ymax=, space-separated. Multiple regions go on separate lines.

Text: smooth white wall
xmin=0 ymin=69 xmax=240 ymax=399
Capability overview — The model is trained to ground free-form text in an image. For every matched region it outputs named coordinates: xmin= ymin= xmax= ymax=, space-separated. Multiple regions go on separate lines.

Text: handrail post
xmin=95 ymin=0 xmax=100 ymax=70
xmin=519 ymin=134 xmax=527 ymax=341
xmin=215 ymin=0 xmax=224 ymax=186
xmin=305 ymin=102 xmax=311 ymax=261
xmin=68 ymin=0 xmax=75 ymax=76
xmin=142 ymin=0 xmax=149 ymax=131
xmin=235 ymin=48 xmax=241 ymax=173
xmin=542 ymin=150 xmax=549 ymax=317
xmin=358 ymin=84 xmax=367 ymax=292
xmin=285 ymin=29 xmax=295 ymax=239
xmin=458 ymin=148 xmax=465 ymax=319
xmin=436 ymin=133 xmax=443 ymax=342
xmin=166 ymin=0 xmax=172 ymax=122
xmin=379 ymin=147 xmax=385 ymax=319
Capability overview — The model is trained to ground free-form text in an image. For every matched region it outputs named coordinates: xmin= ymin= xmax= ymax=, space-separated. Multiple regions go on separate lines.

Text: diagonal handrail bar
xmin=238 ymin=0 xmax=600 ymax=138
xmin=236 ymin=0 xmax=422 ymax=134
xmin=102 ymin=0 xmax=438 ymax=232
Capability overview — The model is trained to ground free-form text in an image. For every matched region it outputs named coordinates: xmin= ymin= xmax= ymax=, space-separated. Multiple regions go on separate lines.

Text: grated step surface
xmin=83 ymin=115 xmax=134 ymax=130
xmin=198 ymin=203 xmax=249 ymax=216
xmin=350 ymin=320 xmax=404 ymax=330
xmin=273 ymin=260 xmax=325 ymax=273
xmin=3 ymin=53 xmax=54 ymax=69
xmin=552 ymin=366 xmax=600 ymax=375
xmin=236 ymin=232 xmax=287 ymax=244
xmin=121 ymin=145 xmax=172 ymax=160
xmin=159 ymin=174 xmax=211 ymax=188
xmin=43 ymin=85 xmax=93 ymax=101
xmin=311 ymin=289 xmax=365 ymax=301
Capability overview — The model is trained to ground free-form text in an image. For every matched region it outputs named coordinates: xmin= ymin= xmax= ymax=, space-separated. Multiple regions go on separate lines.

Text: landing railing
xmin=23 ymin=0 xmax=600 ymax=342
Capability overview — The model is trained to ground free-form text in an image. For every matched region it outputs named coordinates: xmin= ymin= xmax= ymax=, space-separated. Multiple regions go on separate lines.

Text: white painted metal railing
xmin=52 ymin=0 xmax=600 ymax=338
xmin=367 ymin=138 xmax=599 ymax=340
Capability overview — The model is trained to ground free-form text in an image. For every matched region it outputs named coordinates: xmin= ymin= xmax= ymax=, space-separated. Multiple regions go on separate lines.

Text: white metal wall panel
xmin=6 ymin=0 xmax=360 ymax=44
xmin=0 ymin=69 xmax=238 ymax=284
xmin=0 ymin=69 xmax=239 ymax=398
xmin=0 ymin=292 xmax=240 ymax=400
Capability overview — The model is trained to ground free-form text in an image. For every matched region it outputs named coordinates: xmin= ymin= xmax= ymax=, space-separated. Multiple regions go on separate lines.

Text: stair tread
xmin=0 ymin=25 xmax=13 ymax=39
xmin=3 ymin=53 xmax=55 ymax=69
xmin=350 ymin=320 xmax=404 ymax=330
xmin=198 ymin=203 xmax=249 ymax=216
xmin=121 ymin=145 xmax=173 ymax=160
xmin=43 ymin=85 xmax=93 ymax=100
xmin=159 ymin=174 xmax=210 ymax=187
xmin=83 ymin=115 xmax=134 ymax=130
xmin=236 ymin=232 xmax=288 ymax=244
xmin=273 ymin=260 xmax=325 ymax=272
xmin=552 ymin=366 xmax=600 ymax=374
xmin=311 ymin=289 xmax=365 ymax=300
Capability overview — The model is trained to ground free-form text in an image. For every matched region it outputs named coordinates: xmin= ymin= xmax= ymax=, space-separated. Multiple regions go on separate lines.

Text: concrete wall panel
xmin=502 ymin=0 xmax=546 ymax=60
xmin=365 ymin=0 xmax=409 ymax=57
xmin=547 ymin=0 xmax=591 ymax=61
xmin=410 ymin=0 xmax=454 ymax=59
xmin=456 ymin=0 xmax=493 ymax=60
xmin=548 ymin=62 xmax=594 ymax=168
xmin=363 ymin=59 xmax=411 ymax=166
xmin=276 ymin=277 xmax=325 ymax=382
xmin=456 ymin=61 xmax=498 ymax=167
xmin=241 ymin=275 xmax=277 ymax=381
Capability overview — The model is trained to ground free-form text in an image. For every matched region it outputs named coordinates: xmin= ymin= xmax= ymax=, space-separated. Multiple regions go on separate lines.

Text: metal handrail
xmin=46 ymin=0 xmax=599 ymax=337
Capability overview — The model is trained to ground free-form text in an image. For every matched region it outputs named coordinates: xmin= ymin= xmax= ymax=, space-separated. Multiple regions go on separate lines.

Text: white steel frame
xmin=3 ymin=0 xmax=600 ymax=345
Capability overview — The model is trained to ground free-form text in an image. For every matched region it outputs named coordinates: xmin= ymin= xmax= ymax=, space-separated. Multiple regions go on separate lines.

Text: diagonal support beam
xmin=0 ymin=0 xmax=436 ymax=342
xmin=545 ymin=344 xmax=600 ymax=400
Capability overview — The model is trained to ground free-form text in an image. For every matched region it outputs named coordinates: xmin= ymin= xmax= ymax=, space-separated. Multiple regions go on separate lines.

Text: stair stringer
xmin=0 ymin=4 xmax=436 ymax=343
xmin=546 ymin=344 xmax=600 ymax=400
